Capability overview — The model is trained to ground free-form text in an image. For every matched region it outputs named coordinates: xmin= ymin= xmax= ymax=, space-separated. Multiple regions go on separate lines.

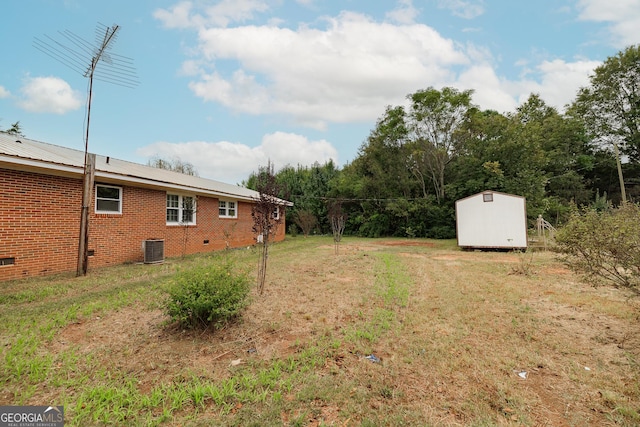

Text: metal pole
xmin=77 ymin=153 xmax=95 ymax=276
xmin=613 ymin=141 xmax=626 ymax=204
xmin=76 ymin=26 xmax=119 ymax=276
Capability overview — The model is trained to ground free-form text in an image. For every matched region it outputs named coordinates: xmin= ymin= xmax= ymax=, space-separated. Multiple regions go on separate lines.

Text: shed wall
xmin=455 ymin=193 xmax=527 ymax=249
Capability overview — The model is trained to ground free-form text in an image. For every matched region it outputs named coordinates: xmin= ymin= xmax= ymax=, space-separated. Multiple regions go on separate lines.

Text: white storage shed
xmin=455 ymin=191 xmax=528 ymax=250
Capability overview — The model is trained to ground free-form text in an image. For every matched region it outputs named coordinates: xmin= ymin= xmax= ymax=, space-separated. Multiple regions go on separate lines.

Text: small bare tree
xmin=328 ymin=200 xmax=347 ymax=255
xmin=251 ymin=162 xmax=286 ymax=294
xmin=223 ymin=222 xmax=238 ymax=250
xmin=294 ymin=209 xmax=318 ymax=237
xmin=148 ymin=156 xmax=199 ymax=176
xmin=180 ymin=196 xmax=197 ymax=258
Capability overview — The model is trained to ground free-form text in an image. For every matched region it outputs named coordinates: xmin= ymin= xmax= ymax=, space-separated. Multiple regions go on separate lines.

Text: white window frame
xmin=219 ymin=199 xmax=237 ymax=218
xmin=272 ymin=206 xmax=280 ymax=220
xmin=95 ymin=184 xmax=122 ymax=214
xmin=166 ymin=194 xmax=196 ymax=225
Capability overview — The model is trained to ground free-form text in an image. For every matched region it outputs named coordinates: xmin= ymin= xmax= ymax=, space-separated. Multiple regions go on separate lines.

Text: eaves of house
xmin=0 ymin=133 xmax=290 ymax=204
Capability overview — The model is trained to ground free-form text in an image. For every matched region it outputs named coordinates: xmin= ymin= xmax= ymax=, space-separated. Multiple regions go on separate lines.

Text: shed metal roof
xmin=0 ymin=133 xmax=277 ymax=202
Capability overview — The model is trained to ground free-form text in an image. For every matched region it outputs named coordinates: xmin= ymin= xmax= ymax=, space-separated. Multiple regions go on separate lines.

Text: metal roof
xmin=0 ymin=133 xmax=275 ymax=202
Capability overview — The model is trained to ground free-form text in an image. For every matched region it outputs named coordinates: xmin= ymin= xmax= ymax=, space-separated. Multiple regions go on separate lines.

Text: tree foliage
xmin=571 ymin=45 xmax=640 ymax=162
xmin=241 ymin=45 xmax=640 ymax=240
xmin=0 ymin=121 xmax=24 ymax=136
xmin=247 ymin=161 xmax=339 ymax=235
xmin=166 ymin=261 xmax=251 ymax=329
xmin=294 ymin=209 xmax=318 ymax=237
xmin=556 ymin=203 xmax=640 ymax=293
xmin=407 ymin=87 xmax=475 ymax=204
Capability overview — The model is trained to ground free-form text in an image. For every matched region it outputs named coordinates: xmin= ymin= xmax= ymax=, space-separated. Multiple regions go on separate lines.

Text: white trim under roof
xmin=0 ymin=133 xmax=292 ymax=205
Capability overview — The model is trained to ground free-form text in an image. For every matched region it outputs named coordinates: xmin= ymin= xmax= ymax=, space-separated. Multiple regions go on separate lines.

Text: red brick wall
xmin=161 ymin=196 xmax=260 ymax=257
xmin=89 ymin=185 xmax=166 ymax=267
xmin=0 ymin=169 xmax=81 ymax=280
xmin=0 ymin=168 xmax=286 ymax=281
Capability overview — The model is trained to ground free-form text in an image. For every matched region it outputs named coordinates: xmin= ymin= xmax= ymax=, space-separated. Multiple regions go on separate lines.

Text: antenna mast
xmin=35 ymin=23 xmax=138 ymax=276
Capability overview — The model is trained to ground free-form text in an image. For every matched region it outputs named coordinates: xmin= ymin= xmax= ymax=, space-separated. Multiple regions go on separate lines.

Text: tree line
xmin=246 ymin=45 xmax=640 ymax=238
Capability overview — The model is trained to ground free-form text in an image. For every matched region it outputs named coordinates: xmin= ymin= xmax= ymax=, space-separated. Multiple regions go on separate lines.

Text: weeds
xmin=0 ymin=237 xmax=638 ymax=426
xmin=345 ymin=252 xmax=413 ymax=351
xmin=510 ymin=250 xmax=536 ymax=276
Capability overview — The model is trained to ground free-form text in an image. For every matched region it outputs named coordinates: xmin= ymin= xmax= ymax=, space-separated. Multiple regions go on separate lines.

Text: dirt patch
xmin=51 ymin=246 xmax=375 ymax=390
xmin=431 ymin=253 xmax=520 ymax=263
xmin=54 ymin=304 xmax=315 ymax=387
xmin=530 ymin=298 xmax=640 ymax=364
xmin=541 ymin=266 xmax=572 ymax=275
xmin=376 ymin=240 xmax=435 ymax=247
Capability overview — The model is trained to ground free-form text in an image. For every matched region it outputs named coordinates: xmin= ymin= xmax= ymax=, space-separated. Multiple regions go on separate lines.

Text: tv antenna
xmin=34 ymin=23 xmax=139 ymax=276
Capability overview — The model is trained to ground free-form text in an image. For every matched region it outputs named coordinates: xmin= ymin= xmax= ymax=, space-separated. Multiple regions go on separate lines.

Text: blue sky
xmin=1 ymin=0 xmax=639 ymax=184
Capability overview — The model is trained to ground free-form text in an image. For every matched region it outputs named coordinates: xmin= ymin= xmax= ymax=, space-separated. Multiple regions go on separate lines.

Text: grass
xmin=1 ymin=236 xmax=639 ymax=426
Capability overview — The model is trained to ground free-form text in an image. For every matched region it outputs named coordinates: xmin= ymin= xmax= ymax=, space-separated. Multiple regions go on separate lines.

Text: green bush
xmin=166 ymin=261 xmax=252 ymax=329
xmin=556 ymin=203 xmax=640 ymax=293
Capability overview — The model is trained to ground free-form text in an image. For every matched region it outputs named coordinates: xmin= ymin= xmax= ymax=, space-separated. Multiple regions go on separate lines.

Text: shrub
xmin=294 ymin=209 xmax=318 ymax=237
xmin=166 ymin=261 xmax=252 ymax=329
xmin=555 ymin=203 xmax=640 ymax=293
xmin=426 ymin=225 xmax=456 ymax=239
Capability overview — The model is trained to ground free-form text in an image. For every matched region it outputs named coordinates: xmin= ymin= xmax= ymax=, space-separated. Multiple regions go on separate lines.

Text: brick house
xmin=0 ymin=133 xmax=289 ymax=281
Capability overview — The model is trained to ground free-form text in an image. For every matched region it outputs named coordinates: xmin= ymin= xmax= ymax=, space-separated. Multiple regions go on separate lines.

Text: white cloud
xmin=0 ymin=86 xmax=10 ymax=98
xmin=455 ymin=64 xmax=517 ymax=113
xmin=454 ymin=57 xmax=600 ymax=113
xmin=533 ymin=59 xmax=601 ymax=109
xmin=136 ymin=132 xmax=338 ymax=184
xmin=156 ymin=1 xmax=601 ymax=137
xmin=436 ymin=0 xmax=485 ymax=19
xmin=386 ymin=0 xmax=420 ymax=24
xmin=184 ymin=11 xmax=469 ymax=128
xmin=154 ymin=0 xmax=270 ymax=29
xmin=153 ymin=1 xmax=196 ymax=29
xmin=18 ymin=77 xmax=82 ymax=114
xmin=576 ymin=0 xmax=640 ymax=46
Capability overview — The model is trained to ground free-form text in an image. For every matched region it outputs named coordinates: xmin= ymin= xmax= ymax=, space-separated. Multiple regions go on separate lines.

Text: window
xmin=96 ymin=184 xmax=122 ymax=213
xmin=0 ymin=257 xmax=15 ymax=266
xmin=167 ymin=194 xmax=196 ymax=225
xmin=272 ymin=206 xmax=280 ymax=220
xmin=219 ymin=200 xmax=237 ymax=218
xmin=483 ymin=193 xmax=494 ymax=202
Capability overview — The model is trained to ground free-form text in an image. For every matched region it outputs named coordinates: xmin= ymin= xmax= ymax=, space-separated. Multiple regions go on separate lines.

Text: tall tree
xmin=300 ymin=161 xmax=339 ymax=233
xmin=340 ymin=105 xmax=417 ymax=236
xmin=354 ymin=105 xmax=413 ymax=199
xmin=450 ymin=95 xmax=591 ymax=224
xmin=407 ymin=87 xmax=476 ymax=204
xmin=448 ymin=109 xmax=511 ymax=199
xmin=571 ymin=45 xmax=640 ymax=161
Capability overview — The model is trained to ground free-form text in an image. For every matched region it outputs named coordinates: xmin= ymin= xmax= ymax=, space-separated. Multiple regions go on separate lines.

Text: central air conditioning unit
xmin=143 ymin=239 xmax=164 ymax=264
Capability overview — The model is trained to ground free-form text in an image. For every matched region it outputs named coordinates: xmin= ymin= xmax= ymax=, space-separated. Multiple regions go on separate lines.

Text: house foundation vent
xmin=143 ymin=239 xmax=164 ymax=264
